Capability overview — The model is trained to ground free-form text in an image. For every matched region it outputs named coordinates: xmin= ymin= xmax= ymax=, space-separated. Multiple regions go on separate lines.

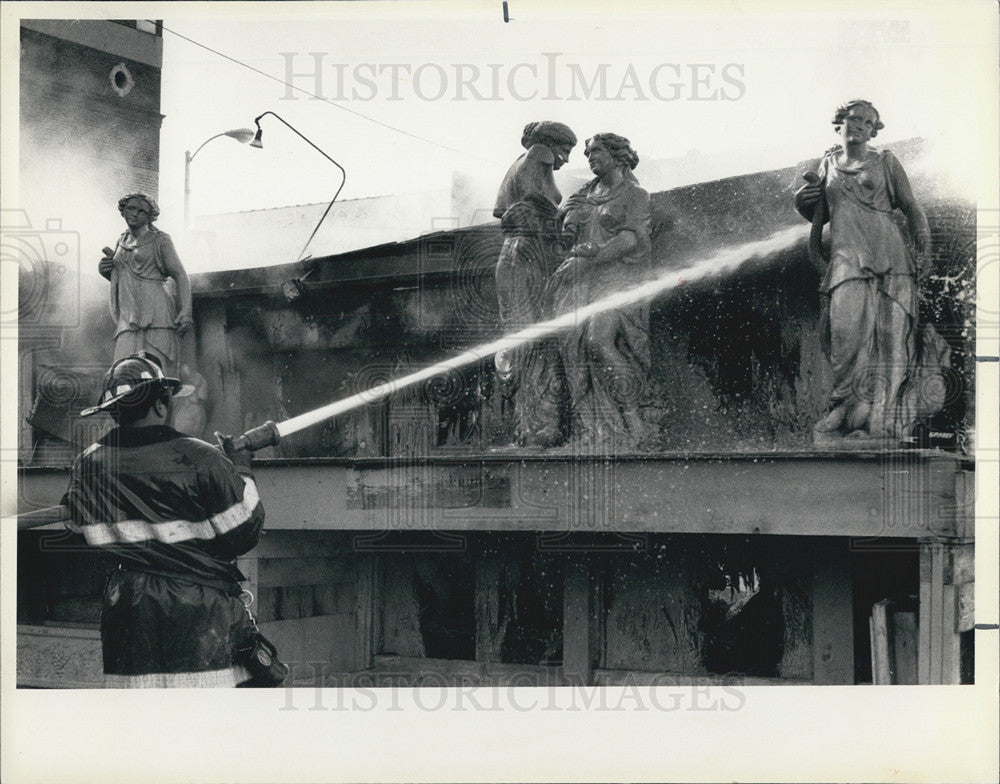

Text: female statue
xmin=493 ymin=121 xmax=577 ymax=447
xmin=551 ymin=133 xmax=652 ymax=447
xmin=795 ymin=100 xmax=949 ymax=440
xmin=99 ymin=193 xmax=192 ymax=376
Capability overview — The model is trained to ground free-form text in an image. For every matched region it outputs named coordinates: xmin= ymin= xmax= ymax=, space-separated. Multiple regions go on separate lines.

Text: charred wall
xmin=193 ymin=149 xmax=974 ymax=455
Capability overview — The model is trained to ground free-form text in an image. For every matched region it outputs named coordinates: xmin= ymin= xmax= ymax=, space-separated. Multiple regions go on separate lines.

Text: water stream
xmin=275 ymin=225 xmax=808 ymax=440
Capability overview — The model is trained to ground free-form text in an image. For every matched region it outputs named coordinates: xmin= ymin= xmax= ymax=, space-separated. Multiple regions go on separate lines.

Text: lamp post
xmin=183 ymin=128 xmax=255 ymax=229
xmin=250 ymin=111 xmax=347 ymax=263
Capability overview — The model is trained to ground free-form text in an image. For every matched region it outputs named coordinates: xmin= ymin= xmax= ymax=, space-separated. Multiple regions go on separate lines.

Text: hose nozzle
xmin=228 ymin=420 xmax=281 ymax=453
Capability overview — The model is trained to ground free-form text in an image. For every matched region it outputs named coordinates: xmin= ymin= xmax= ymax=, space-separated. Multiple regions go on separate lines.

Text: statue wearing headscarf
xmin=493 ymin=121 xmax=577 ymax=447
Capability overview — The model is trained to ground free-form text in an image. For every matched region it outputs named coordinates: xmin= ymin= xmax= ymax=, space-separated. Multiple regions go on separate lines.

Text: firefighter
xmin=59 ymin=351 xmax=264 ymax=687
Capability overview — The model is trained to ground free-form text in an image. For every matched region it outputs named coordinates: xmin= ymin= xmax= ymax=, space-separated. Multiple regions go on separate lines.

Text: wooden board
xmin=250 ymin=530 xmax=354 ymax=559
xmin=377 ymin=560 xmax=424 ymax=658
xmin=353 ymin=554 xmax=376 ymax=671
xmin=870 ymin=603 xmax=891 ymax=685
xmin=259 ymin=614 xmax=356 ymax=684
xmin=258 ymin=556 xmax=347 ymax=588
xmin=892 ymin=610 xmax=919 ymax=685
xmin=474 ymin=551 xmax=508 ymax=663
xmin=946 ymin=543 xmax=975 ymax=584
xmin=956 ymin=581 xmax=975 ymax=633
xmin=594 ymin=668 xmax=810 ymax=686
xmin=19 ymin=453 xmax=967 ymax=538
xmin=370 ymin=655 xmax=562 ymax=687
xmin=562 ymin=557 xmax=600 ymax=685
xmin=918 ymin=541 xmax=963 ymax=684
xmin=603 ymin=550 xmax=703 ymax=675
xmin=812 ymin=540 xmax=854 ymax=685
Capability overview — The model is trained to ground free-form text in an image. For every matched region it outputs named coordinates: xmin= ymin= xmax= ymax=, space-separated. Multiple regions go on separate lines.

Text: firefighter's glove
xmin=215 ymin=432 xmax=253 ymax=472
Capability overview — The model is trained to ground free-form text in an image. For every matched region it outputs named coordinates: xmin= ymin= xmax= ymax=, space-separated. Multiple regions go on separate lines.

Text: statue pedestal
xmin=812 ymin=431 xmax=900 ymax=451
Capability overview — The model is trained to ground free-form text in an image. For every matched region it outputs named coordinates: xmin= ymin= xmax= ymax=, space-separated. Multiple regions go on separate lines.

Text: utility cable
xmin=155 ymin=22 xmax=498 ymax=164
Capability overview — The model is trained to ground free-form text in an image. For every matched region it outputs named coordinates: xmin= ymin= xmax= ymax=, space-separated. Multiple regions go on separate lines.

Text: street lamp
xmin=250 ymin=111 xmax=347 ymax=264
xmin=183 ymin=128 xmax=255 ymax=229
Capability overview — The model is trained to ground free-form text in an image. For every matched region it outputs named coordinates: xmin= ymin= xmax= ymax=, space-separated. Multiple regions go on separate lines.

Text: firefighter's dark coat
xmin=62 ymin=424 xmax=264 ymax=687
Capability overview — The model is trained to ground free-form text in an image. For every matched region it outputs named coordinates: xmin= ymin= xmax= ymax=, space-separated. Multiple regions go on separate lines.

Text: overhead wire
xmin=155 ymin=21 xmax=499 ymax=164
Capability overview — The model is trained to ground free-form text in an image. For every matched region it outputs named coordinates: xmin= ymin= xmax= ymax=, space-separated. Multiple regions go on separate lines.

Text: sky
xmin=148 ymin=0 xmax=997 ymax=273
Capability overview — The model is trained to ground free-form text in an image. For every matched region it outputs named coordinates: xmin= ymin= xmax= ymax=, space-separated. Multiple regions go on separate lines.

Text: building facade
xmin=15 ymin=19 xmax=165 ymax=465
xmin=17 ymin=138 xmax=978 ymax=686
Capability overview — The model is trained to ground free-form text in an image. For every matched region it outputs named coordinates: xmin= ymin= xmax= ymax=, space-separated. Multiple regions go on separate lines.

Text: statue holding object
xmin=99 ymin=193 xmax=193 ymax=377
xmin=794 ymin=100 xmax=950 ymax=443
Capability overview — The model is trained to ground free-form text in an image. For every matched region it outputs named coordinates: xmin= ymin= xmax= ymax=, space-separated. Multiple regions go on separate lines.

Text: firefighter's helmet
xmin=81 ymin=352 xmax=181 ymax=417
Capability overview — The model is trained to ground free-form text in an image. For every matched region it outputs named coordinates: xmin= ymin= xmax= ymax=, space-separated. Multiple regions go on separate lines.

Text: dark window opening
xmin=374 ymin=532 xmax=564 ymax=664
xmin=377 ymin=545 xmax=476 ymax=661
xmin=412 ymin=557 xmax=476 ymax=660
xmin=603 ymin=535 xmax=808 ymax=679
xmin=701 ymin=568 xmax=785 ymax=678
xmin=482 ymin=534 xmax=564 ymax=666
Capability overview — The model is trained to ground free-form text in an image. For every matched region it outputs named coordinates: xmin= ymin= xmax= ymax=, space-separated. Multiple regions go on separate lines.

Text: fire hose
xmin=16 ymin=225 xmax=809 ymax=529
xmin=15 ymin=423 xmax=281 ymax=529
xmin=223 ymin=220 xmax=813 ymax=457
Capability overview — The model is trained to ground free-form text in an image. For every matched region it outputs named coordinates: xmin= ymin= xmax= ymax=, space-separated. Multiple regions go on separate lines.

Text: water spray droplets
xmin=275 ymin=226 xmax=808 ymax=440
